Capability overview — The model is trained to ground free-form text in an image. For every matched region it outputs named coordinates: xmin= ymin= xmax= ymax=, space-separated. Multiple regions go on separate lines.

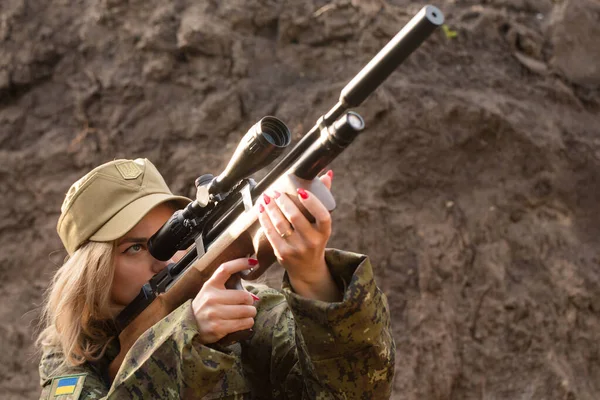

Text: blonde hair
xmin=37 ymin=241 xmax=118 ymax=366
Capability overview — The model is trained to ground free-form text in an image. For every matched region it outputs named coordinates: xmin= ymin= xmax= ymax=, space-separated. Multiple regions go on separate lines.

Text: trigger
xmin=224 ymin=272 xmax=244 ymax=291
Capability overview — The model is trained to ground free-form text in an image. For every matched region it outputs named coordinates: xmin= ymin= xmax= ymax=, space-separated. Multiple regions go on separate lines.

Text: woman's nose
xmin=151 ymin=257 xmax=171 ymax=274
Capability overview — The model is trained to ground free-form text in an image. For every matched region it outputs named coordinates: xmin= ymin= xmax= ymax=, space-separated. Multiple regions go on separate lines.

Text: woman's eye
xmin=124 ymin=243 xmax=144 ymax=254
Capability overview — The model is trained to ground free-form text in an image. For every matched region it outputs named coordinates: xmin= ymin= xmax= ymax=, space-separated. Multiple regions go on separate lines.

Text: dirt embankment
xmin=1 ymin=0 xmax=599 ymax=399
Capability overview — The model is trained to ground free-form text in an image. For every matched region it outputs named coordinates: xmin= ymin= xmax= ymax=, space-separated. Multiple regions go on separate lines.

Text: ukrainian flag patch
xmin=49 ymin=374 xmax=86 ymax=398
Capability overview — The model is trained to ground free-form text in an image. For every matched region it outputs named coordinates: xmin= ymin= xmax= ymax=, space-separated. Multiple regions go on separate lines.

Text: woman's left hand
xmin=257 ymin=171 xmax=342 ymax=302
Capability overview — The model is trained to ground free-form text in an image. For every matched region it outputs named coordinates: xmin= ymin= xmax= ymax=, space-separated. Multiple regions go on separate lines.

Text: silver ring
xmin=280 ymin=229 xmax=293 ymax=239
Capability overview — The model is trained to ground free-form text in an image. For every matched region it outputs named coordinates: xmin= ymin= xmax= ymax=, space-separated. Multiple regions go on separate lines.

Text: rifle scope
xmin=148 ymin=116 xmax=291 ymax=261
xmin=208 ymin=117 xmax=291 ymax=195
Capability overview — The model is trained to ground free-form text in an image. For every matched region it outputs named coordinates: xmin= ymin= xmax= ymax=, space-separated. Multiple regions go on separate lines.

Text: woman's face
xmin=111 ymin=203 xmax=182 ymax=307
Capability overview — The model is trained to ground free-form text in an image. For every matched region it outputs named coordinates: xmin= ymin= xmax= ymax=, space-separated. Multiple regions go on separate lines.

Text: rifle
xmin=108 ymin=5 xmax=444 ymax=379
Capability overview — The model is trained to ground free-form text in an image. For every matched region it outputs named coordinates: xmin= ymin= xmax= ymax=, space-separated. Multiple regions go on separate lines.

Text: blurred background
xmin=1 ymin=0 xmax=599 ymax=398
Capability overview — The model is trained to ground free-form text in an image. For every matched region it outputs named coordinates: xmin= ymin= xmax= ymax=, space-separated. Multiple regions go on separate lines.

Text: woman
xmin=37 ymin=158 xmax=395 ymax=399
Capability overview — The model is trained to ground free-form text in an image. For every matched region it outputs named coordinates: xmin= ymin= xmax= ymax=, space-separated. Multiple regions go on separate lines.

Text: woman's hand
xmin=257 ymin=171 xmax=342 ymax=302
xmin=191 ymin=258 xmax=259 ymax=344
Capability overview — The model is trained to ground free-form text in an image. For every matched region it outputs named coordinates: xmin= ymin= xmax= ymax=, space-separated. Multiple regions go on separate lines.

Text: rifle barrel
xmin=205 ymin=5 xmax=444 ymax=244
xmin=257 ymin=5 xmax=444 ymax=193
xmin=340 ymin=5 xmax=444 ymax=108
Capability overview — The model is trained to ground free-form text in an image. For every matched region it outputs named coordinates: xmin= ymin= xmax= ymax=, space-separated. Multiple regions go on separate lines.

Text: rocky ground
xmin=1 ymin=0 xmax=600 ymax=398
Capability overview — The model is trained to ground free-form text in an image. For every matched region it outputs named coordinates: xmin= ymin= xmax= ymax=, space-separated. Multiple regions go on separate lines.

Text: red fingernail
xmin=297 ymin=188 xmax=309 ymax=200
xmin=250 ymin=293 xmax=260 ymax=301
xmin=273 ymin=191 xmax=281 ymax=199
xmin=263 ymin=193 xmax=271 ymax=205
xmin=248 ymin=258 xmax=258 ymax=266
xmin=258 ymin=204 xmax=265 ymax=213
xmin=327 ymin=170 xmax=334 ymax=179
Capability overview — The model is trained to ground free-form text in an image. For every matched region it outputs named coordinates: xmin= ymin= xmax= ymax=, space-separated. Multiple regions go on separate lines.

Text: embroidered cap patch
xmin=115 ymin=160 xmax=143 ymax=180
xmin=49 ymin=374 xmax=86 ymax=398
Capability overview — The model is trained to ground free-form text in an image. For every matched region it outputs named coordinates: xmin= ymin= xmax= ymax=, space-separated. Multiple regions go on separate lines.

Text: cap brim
xmin=89 ymin=193 xmax=191 ymax=242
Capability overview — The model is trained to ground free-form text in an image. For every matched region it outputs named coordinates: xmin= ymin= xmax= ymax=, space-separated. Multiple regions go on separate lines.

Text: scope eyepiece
xmin=148 ymin=208 xmax=196 ymax=261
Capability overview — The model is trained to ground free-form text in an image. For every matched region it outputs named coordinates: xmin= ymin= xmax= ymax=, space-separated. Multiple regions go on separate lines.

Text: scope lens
xmin=259 ymin=117 xmax=291 ymax=147
xmin=262 ymin=131 xmax=274 ymax=144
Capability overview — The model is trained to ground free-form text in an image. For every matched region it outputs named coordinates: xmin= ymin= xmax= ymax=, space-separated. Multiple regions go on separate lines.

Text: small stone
xmin=550 ymin=0 xmax=600 ymax=85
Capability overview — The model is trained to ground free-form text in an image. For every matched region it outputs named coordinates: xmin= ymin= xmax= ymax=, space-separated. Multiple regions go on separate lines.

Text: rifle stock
xmin=108 ymin=175 xmax=334 ymax=379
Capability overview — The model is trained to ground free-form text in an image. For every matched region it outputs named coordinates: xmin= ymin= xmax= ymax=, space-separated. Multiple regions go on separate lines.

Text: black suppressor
xmin=339 ymin=5 xmax=444 ymax=109
xmin=256 ymin=5 xmax=444 ymax=198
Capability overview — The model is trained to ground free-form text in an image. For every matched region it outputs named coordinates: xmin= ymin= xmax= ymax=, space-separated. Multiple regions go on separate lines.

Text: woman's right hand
xmin=191 ymin=258 xmax=259 ymax=344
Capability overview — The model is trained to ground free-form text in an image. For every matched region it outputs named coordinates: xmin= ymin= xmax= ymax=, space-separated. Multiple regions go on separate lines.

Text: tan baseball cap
xmin=57 ymin=158 xmax=191 ymax=254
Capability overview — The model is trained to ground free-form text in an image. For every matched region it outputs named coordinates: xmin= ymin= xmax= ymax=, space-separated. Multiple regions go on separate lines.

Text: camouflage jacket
xmin=39 ymin=249 xmax=395 ymax=399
